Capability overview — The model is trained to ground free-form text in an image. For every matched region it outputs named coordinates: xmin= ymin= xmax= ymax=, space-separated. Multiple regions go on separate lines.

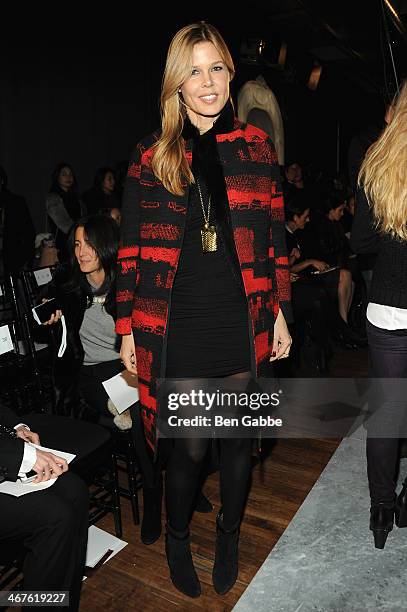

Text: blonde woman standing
xmin=351 ymin=80 xmax=407 ymax=549
xmin=117 ymin=22 xmax=292 ymax=596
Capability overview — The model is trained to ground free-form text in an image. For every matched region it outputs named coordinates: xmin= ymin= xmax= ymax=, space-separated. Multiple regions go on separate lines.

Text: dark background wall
xmin=0 ymin=8 xmax=395 ymax=231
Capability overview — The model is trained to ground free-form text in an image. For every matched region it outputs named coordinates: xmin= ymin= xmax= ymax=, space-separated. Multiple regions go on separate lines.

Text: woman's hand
xmin=120 ymin=333 xmax=137 ymax=374
xmin=270 ymin=310 xmax=292 ymax=361
xmin=43 ymin=311 xmax=63 ymax=325
xmin=40 ymin=299 xmax=63 ymax=325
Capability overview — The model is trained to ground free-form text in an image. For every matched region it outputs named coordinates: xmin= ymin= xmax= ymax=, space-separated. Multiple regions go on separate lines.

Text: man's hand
xmin=15 ymin=426 xmax=40 ymax=446
xmin=120 ymin=334 xmax=137 ymax=374
xmin=270 ymin=310 xmax=292 ymax=361
xmin=32 ymin=450 xmax=68 ymax=483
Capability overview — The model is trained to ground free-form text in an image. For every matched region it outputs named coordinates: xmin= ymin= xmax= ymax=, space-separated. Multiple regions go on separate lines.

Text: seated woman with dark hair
xmin=285 ymin=195 xmax=332 ymax=372
xmin=41 ymin=214 xmax=162 ymax=544
xmin=42 ymin=214 xmax=210 ymax=544
xmin=289 ymin=189 xmax=365 ymax=348
xmin=315 ymin=191 xmax=366 ymax=342
xmin=82 ymin=167 xmax=121 ymax=217
xmin=46 ymin=162 xmax=84 ymax=261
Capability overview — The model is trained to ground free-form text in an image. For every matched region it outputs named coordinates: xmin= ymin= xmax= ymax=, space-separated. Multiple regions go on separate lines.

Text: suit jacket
xmin=116 ymin=117 xmax=291 ymax=451
xmin=0 ymin=403 xmax=24 ymax=482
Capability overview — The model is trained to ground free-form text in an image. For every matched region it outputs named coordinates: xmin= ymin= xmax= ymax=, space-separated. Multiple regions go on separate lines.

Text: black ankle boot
xmin=141 ymin=479 xmax=162 ymax=545
xmin=165 ymin=523 xmax=201 ymax=598
xmin=395 ymin=480 xmax=407 ymax=527
xmin=212 ymin=509 xmax=240 ymax=595
xmin=370 ymin=503 xmax=394 ymax=549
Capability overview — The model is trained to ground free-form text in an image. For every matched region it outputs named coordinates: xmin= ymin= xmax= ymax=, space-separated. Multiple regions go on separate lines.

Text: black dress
xmin=165 ymin=177 xmax=251 ymax=378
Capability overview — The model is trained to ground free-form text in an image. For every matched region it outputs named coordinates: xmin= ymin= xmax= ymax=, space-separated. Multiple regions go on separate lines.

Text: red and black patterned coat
xmin=116 ymin=118 xmax=291 ymax=451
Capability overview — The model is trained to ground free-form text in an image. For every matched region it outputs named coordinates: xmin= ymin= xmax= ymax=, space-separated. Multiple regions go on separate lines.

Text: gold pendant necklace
xmin=196 ymin=179 xmax=217 ymax=252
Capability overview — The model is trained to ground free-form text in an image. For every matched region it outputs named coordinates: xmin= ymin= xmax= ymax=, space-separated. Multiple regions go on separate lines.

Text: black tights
xmin=165 ymin=372 xmax=253 ymax=531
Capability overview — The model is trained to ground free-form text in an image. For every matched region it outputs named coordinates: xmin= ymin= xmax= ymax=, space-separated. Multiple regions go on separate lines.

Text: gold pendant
xmin=201 ymin=223 xmax=217 ymax=252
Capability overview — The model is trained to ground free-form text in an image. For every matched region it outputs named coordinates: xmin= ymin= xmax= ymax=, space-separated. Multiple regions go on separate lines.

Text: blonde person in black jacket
xmin=351 ymin=79 xmax=407 ymax=549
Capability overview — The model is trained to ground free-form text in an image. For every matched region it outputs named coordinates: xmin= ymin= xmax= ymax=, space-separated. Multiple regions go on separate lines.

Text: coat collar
xmin=181 ymin=99 xmax=236 ymax=141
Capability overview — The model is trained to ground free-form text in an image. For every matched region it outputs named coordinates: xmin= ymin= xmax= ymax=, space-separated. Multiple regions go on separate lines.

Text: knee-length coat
xmin=116 ymin=117 xmax=291 ymax=451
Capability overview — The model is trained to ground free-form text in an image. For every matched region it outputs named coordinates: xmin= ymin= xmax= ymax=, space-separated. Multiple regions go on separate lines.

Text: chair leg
xmin=126 ymin=435 xmax=140 ymax=525
xmin=111 ymin=452 xmax=123 ymax=538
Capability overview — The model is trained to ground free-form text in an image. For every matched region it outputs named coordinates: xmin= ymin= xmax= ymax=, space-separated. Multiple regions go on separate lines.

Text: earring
xmin=178 ymin=89 xmax=182 ymax=93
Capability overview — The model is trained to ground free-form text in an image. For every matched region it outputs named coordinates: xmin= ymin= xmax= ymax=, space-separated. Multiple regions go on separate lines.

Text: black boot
xmin=141 ymin=478 xmax=162 ymax=545
xmin=212 ymin=509 xmax=240 ymax=595
xmin=165 ymin=523 xmax=201 ymax=598
xmin=370 ymin=503 xmax=394 ymax=549
xmin=395 ymin=480 xmax=407 ymax=527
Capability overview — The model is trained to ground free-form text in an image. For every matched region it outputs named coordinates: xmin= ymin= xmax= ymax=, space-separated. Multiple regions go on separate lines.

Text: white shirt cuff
xmin=14 ymin=423 xmax=31 ymax=431
xmin=18 ymin=443 xmax=37 ymax=476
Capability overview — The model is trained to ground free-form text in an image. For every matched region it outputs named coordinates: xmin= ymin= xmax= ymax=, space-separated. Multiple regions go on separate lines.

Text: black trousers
xmin=0 ymin=472 xmax=88 ymax=611
xmin=366 ymin=320 xmax=407 ymax=506
xmin=79 ymin=359 xmax=155 ymax=486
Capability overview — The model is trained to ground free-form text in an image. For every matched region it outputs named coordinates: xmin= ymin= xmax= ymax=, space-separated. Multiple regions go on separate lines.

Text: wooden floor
xmin=80 ymin=345 xmax=368 ymax=611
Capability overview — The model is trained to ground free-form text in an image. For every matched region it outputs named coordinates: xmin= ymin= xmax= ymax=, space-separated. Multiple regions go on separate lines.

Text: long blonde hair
xmin=358 ymin=79 xmax=407 ymax=240
xmin=151 ymin=22 xmax=235 ymax=196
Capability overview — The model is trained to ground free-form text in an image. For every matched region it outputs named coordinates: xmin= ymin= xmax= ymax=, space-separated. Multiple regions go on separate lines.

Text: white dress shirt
xmin=367 ymin=303 xmax=407 ymax=330
xmin=14 ymin=423 xmax=37 ymax=476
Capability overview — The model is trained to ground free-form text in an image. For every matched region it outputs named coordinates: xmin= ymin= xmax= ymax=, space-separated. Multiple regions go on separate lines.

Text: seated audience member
xmin=315 ymin=192 xmax=357 ymax=321
xmin=41 ymin=215 xmax=125 ymax=421
xmin=40 ymin=214 xmax=164 ymax=545
xmin=82 ymin=167 xmax=121 ymax=217
xmin=0 ymin=400 xmax=88 ymax=611
xmin=285 ymin=195 xmax=332 ymax=372
xmin=282 ymin=160 xmax=323 ymax=258
xmin=46 ymin=163 xmax=83 ymax=262
xmin=344 ymin=192 xmax=375 ymax=294
xmin=0 ymin=165 xmax=35 ymax=275
xmin=287 ymin=191 xmax=364 ymax=348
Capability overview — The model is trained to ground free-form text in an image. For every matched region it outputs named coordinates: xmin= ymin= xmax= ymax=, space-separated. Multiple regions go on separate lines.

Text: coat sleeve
xmin=0 ymin=402 xmax=20 ymax=428
xmin=115 ymin=144 xmax=143 ymax=335
xmin=268 ymin=139 xmax=293 ymax=324
xmin=0 ymin=438 xmax=24 ymax=482
xmin=350 ymin=188 xmax=380 ymax=255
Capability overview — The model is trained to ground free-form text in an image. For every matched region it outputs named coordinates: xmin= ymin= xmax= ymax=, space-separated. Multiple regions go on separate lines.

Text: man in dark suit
xmin=0 ymin=402 xmax=88 ymax=611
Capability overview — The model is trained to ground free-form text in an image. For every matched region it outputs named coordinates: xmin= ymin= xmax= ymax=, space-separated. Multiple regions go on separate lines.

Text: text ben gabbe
xmin=166 ymin=390 xmax=283 ymax=428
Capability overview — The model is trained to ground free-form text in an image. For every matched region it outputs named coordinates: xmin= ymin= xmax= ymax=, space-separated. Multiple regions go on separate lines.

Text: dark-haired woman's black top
xmin=165 ymin=180 xmax=251 ymax=378
xmin=82 ymin=188 xmax=121 ymax=215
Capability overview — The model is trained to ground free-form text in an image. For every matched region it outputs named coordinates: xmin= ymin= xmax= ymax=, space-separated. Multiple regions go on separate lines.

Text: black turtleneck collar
xmin=181 ymin=99 xmax=235 ymax=141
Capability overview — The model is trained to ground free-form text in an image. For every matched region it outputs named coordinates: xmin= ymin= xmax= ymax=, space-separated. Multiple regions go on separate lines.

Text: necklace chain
xmin=195 ymin=178 xmax=211 ymax=225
